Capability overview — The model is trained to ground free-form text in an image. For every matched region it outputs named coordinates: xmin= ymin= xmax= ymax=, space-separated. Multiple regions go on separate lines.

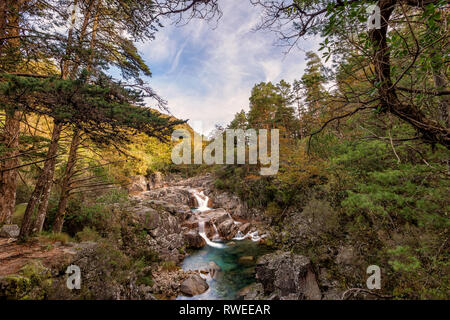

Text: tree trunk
xmin=370 ymin=0 xmax=450 ymax=148
xmin=0 ymin=0 xmax=22 ymax=224
xmin=22 ymin=0 xmax=85 ymax=235
xmin=33 ymin=124 xmax=63 ymax=232
xmin=52 ymin=1 xmax=98 ymax=233
xmin=20 ymin=122 xmax=63 ymax=237
xmin=0 ymin=110 xmax=21 ymax=224
xmin=52 ymin=129 xmax=81 ymax=233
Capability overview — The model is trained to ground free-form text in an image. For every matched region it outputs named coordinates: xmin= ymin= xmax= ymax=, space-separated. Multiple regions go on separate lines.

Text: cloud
xmin=260 ymin=60 xmax=282 ymax=82
xmin=139 ymin=1 xmax=322 ymax=135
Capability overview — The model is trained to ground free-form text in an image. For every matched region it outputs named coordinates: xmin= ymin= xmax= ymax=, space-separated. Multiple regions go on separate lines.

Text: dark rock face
xmin=239 ymin=223 xmax=251 ymax=234
xmin=184 ymin=230 xmax=206 ymax=248
xmin=180 ymin=274 xmax=209 ymax=296
xmin=255 ymin=251 xmax=322 ymax=300
xmin=0 ymin=224 xmax=19 ymax=238
xmin=217 ymin=219 xmax=238 ymax=240
xmin=207 ymin=191 xmax=249 ymax=220
xmin=208 ymin=209 xmax=230 ymax=226
xmin=130 ymin=190 xmax=191 ymax=263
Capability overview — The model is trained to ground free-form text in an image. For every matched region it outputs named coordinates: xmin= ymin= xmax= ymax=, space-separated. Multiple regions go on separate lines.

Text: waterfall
xmin=191 ymin=189 xmax=266 ymax=247
xmin=211 ymin=223 xmax=220 ymax=241
xmin=193 ymin=191 xmax=210 ymax=212
xmin=198 ymin=220 xmax=225 ymax=249
xmin=192 ymin=190 xmax=226 ymax=248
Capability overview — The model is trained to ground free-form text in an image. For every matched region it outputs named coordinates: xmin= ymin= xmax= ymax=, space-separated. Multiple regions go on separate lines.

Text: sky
xmin=137 ymin=1 xmax=321 ymax=135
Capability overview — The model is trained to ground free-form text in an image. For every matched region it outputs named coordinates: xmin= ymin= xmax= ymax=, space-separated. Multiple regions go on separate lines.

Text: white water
xmin=211 ymin=223 xmax=220 ymax=241
xmin=193 ymin=191 xmax=210 ymax=212
xmin=198 ymin=220 xmax=226 ymax=249
xmin=191 ymin=189 xmax=266 ymax=247
xmin=193 ymin=191 xmax=226 ymax=249
xmin=232 ymin=230 xmax=266 ymax=242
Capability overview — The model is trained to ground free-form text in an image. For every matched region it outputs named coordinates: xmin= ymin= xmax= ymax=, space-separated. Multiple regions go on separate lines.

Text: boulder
xmin=180 ymin=274 xmax=209 ymax=296
xmin=217 ymin=219 xmax=238 ymax=240
xmin=189 ymin=196 xmax=199 ymax=208
xmin=128 ymin=175 xmax=148 ymax=193
xmin=148 ymin=172 xmax=163 ymax=189
xmin=208 ymin=209 xmax=230 ymax=226
xmin=208 ymin=261 xmax=221 ymax=279
xmin=209 ymin=191 xmax=248 ymax=219
xmin=208 ymin=261 xmax=221 ymax=271
xmin=183 ymin=230 xmax=206 ymax=248
xmin=256 ymin=251 xmax=321 ymax=300
xmin=0 ymin=224 xmax=20 ymax=238
xmin=139 ymin=209 xmax=159 ymax=230
xmin=237 ymin=283 xmax=265 ymax=300
xmin=239 ymin=223 xmax=251 ymax=234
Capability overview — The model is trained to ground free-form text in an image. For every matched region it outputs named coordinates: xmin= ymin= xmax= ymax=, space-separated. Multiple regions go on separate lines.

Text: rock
xmin=208 ymin=261 xmax=221 ymax=279
xmin=150 ymin=267 xmax=193 ymax=299
xmin=208 ymin=261 xmax=221 ymax=271
xmin=139 ymin=209 xmax=160 ymax=230
xmin=189 ymin=196 xmax=198 ymax=208
xmin=238 ymin=256 xmax=254 ymax=266
xmin=239 ymin=223 xmax=251 ymax=234
xmin=140 ymin=186 xmax=194 ymax=207
xmin=148 ymin=172 xmax=163 ymax=189
xmin=180 ymin=274 xmax=209 ymax=296
xmin=128 ymin=175 xmax=148 ymax=193
xmin=217 ymin=219 xmax=238 ymax=240
xmin=256 ymin=251 xmax=321 ymax=300
xmin=208 ymin=209 xmax=230 ymax=226
xmin=183 ymin=230 xmax=206 ymax=248
xmin=209 ymin=191 xmax=249 ymax=220
xmin=237 ymin=283 xmax=264 ymax=300
xmin=0 ymin=225 xmax=20 ymax=238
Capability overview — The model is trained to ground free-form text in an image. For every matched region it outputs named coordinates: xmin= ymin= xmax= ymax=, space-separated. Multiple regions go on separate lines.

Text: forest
xmin=0 ymin=0 xmax=448 ymax=301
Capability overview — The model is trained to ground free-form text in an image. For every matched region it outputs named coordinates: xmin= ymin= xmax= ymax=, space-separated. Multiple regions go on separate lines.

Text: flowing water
xmin=177 ymin=190 xmax=271 ymax=300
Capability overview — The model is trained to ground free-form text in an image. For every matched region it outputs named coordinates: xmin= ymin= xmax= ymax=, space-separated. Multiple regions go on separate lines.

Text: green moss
xmin=0 ymin=275 xmax=32 ymax=299
xmin=19 ymin=260 xmax=50 ymax=285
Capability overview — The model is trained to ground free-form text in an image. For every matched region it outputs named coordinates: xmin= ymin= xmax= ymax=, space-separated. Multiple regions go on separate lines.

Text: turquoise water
xmin=177 ymin=239 xmax=272 ymax=300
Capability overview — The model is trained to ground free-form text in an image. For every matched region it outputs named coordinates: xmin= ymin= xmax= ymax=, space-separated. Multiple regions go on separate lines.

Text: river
xmin=177 ymin=190 xmax=271 ymax=300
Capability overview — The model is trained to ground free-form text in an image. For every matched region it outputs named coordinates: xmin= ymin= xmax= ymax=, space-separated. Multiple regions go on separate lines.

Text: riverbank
xmin=0 ymin=174 xmax=275 ymax=299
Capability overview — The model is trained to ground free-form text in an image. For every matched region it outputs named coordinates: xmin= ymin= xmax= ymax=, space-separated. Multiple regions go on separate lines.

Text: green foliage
xmin=75 ymin=227 xmax=101 ymax=242
xmin=0 ymin=261 xmax=52 ymax=300
xmin=38 ymin=232 xmax=72 ymax=244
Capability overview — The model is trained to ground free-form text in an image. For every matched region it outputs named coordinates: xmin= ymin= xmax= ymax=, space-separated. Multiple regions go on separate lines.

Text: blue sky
xmin=137 ymin=1 xmax=321 ymax=134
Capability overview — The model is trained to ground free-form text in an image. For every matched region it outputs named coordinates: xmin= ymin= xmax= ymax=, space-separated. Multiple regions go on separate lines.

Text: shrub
xmin=75 ymin=227 xmax=101 ymax=242
xmin=38 ymin=232 xmax=72 ymax=244
xmin=161 ymin=261 xmax=178 ymax=272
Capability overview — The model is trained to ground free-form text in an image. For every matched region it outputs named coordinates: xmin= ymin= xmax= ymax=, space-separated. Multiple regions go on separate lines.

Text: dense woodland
xmin=0 ymin=0 xmax=449 ymax=299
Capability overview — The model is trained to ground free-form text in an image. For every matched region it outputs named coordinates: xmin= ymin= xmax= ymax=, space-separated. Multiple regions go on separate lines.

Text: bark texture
xmin=52 ymin=129 xmax=81 ymax=233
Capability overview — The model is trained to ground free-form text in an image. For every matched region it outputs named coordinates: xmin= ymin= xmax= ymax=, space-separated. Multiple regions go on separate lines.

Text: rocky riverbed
xmin=0 ymin=173 xmax=344 ymax=300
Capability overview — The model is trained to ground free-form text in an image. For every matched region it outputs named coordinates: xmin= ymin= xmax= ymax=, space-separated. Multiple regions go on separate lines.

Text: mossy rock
xmin=0 ymin=275 xmax=32 ymax=299
xmin=0 ymin=260 xmax=52 ymax=299
xmin=19 ymin=260 xmax=51 ymax=285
